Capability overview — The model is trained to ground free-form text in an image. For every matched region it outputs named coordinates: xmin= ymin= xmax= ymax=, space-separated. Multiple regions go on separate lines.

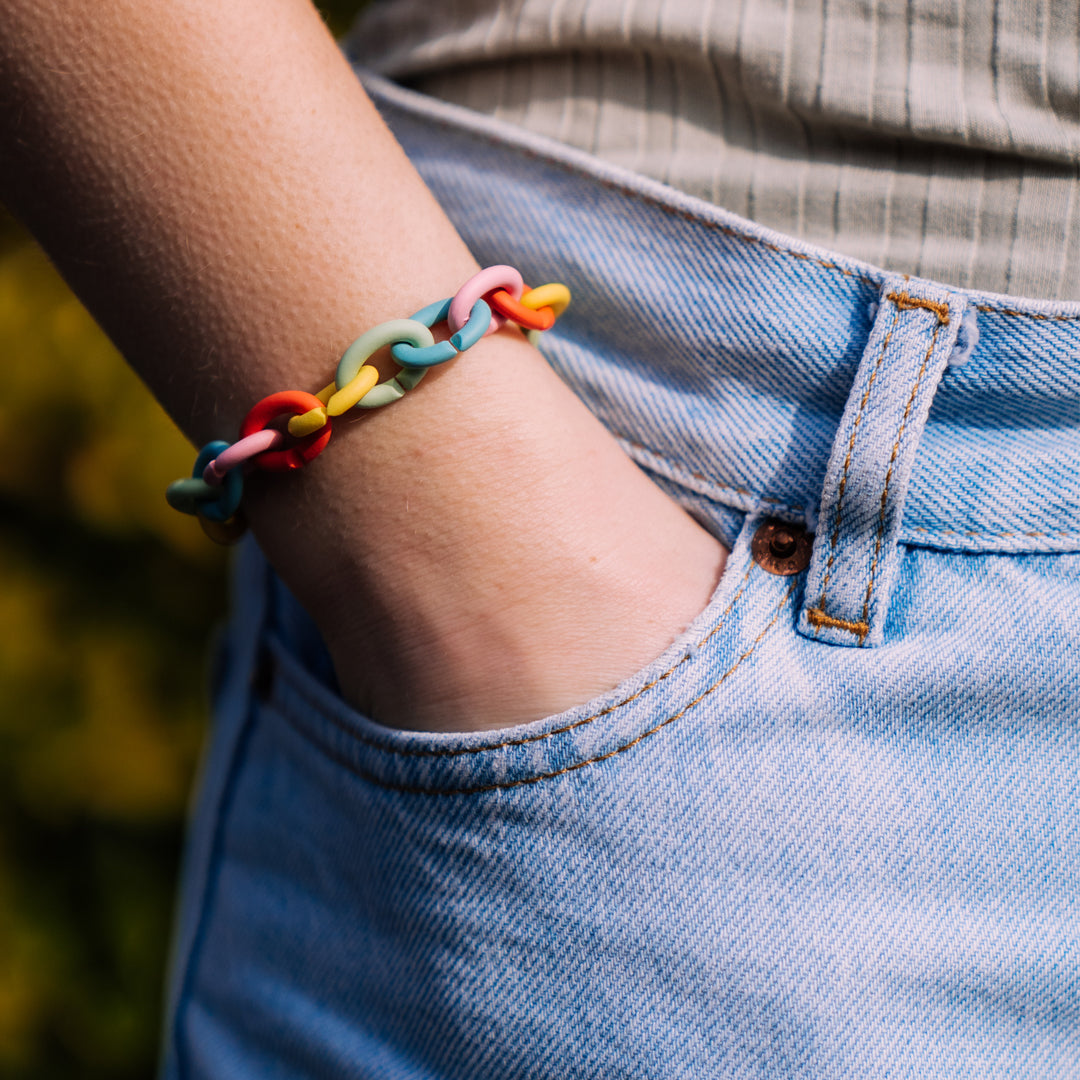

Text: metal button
xmin=751 ymin=520 xmax=813 ymax=575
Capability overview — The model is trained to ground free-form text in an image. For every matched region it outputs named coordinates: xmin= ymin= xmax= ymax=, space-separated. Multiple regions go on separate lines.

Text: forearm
xmin=0 ymin=0 xmax=478 ymax=434
xmin=0 ymin=0 xmax=726 ymax=731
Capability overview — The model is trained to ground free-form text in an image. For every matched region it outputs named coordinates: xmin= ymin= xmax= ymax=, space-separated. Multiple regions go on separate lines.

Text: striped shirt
xmin=349 ymin=0 xmax=1080 ymax=301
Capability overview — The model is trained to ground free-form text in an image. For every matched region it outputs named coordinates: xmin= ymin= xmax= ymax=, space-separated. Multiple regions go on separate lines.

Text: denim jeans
xmin=162 ymin=72 xmax=1080 ymax=1078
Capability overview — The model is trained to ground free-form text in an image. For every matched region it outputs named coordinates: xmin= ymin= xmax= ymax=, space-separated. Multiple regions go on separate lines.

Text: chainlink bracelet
xmin=165 ymin=265 xmax=571 ymax=544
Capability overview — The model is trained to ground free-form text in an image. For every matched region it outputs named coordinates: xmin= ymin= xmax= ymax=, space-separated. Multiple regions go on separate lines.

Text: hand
xmin=247 ymin=328 xmax=727 ymax=732
xmin=0 ymin=0 xmax=727 ymax=732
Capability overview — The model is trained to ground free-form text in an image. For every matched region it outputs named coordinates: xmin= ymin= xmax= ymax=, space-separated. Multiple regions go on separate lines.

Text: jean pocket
xmin=168 ymin=513 xmax=820 ymax=1079
xmin=257 ymin=512 xmax=812 ymax=798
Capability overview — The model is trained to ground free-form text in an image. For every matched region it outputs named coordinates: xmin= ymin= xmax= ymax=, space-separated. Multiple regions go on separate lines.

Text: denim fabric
xmin=799 ymin=278 xmax=966 ymax=647
xmin=161 ymin=72 xmax=1080 ymax=1078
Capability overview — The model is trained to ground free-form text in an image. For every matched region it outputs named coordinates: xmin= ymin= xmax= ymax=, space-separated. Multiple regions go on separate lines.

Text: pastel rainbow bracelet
xmin=165 ymin=266 xmax=571 ymax=544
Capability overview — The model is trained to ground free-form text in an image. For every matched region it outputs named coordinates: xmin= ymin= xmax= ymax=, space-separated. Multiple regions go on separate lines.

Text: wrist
xmin=244 ymin=332 xmax=726 ymax=732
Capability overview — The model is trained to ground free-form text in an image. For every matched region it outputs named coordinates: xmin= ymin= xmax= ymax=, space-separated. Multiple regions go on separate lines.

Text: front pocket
xmin=265 ymin=513 xmax=801 ymax=797
xmin=171 ymin=514 xmax=819 ymax=1080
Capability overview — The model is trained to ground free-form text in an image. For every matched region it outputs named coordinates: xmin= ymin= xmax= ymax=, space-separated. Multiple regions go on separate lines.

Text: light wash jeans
xmin=162 ymin=72 xmax=1080 ymax=1078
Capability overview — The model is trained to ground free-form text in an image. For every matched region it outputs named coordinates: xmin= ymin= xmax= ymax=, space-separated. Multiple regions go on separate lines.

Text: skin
xmin=0 ymin=0 xmax=727 ymax=732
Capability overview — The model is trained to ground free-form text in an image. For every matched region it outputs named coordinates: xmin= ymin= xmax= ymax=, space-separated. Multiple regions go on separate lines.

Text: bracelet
xmin=165 ymin=265 xmax=571 ymax=544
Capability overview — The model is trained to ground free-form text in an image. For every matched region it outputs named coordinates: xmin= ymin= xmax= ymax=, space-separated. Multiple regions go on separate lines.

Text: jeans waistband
xmin=361 ymin=71 xmax=1080 ymax=556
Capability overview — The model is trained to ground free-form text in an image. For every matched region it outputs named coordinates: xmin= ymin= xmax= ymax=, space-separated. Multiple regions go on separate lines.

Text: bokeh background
xmin=0 ymin=3 xmax=363 ymax=1075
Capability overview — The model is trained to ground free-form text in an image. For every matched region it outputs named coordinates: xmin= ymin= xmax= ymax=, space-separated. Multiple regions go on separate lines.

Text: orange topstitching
xmin=815 ymin=306 xmax=901 ymax=625
xmin=860 ymin=319 xmax=946 ymax=637
xmin=804 ymin=607 xmax=869 ymax=638
xmin=281 ymin=565 xmax=756 ymax=762
xmin=280 ymin=579 xmax=797 ymax=797
xmin=885 ymin=291 xmax=950 ymax=325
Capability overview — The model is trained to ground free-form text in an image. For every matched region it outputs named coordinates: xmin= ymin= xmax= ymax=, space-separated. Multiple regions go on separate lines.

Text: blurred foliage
xmin=0 ymin=213 xmax=227 ymax=1079
xmin=0 ymin=3 xmax=367 ymax=1076
xmin=318 ymin=0 xmax=367 ymax=37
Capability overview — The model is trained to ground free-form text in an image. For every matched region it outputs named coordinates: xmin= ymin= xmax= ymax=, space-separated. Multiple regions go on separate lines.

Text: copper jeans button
xmin=752 ymin=520 xmax=814 ymax=575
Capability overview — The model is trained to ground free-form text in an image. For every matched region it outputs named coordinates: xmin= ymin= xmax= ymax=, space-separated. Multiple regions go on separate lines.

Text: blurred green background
xmin=0 ymin=4 xmax=363 ymax=1076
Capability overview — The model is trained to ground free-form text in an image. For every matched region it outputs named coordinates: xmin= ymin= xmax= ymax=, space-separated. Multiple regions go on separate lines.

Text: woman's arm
xmin=0 ymin=0 xmax=726 ymax=731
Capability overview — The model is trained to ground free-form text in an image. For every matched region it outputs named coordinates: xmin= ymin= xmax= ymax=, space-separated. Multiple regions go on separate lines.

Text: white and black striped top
xmin=349 ymin=0 xmax=1080 ymax=300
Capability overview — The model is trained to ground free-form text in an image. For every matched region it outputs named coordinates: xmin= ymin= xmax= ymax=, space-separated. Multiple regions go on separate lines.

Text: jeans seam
xmin=811 ymin=304 xmax=901 ymax=633
xmin=909 ymin=526 xmax=1080 ymax=539
xmin=278 ymin=580 xmax=796 ymax=796
xmin=859 ymin=310 xmax=948 ymax=638
xmin=171 ymin=571 xmax=270 ymax=1080
xmin=973 ymin=302 xmax=1080 ymax=322
xmin=277 ymin=565 xmax=756 ymax=761
xmin=807 ymin=296 xmax=950 ymax=643
xmin=620 ymin=436 xmax=1080 ymax=545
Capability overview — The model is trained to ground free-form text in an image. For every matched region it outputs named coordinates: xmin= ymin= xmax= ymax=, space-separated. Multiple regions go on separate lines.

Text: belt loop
xmin=797 ymin=277 xmax=967 ymax=647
